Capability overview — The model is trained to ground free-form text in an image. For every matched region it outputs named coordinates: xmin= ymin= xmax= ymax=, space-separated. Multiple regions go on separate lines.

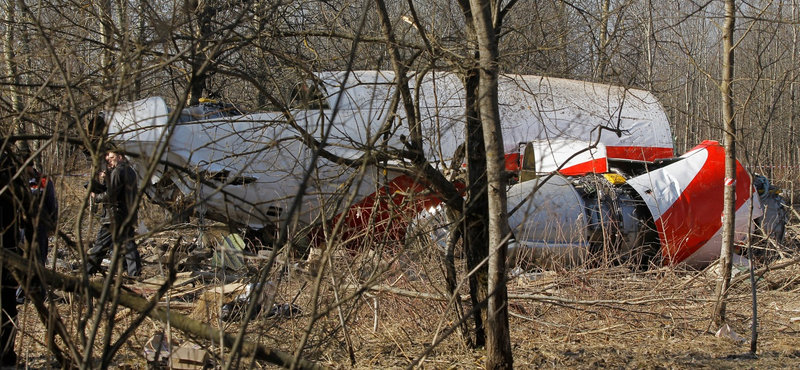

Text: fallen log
xmin=0 ymin=248 xmax=326 ymax=370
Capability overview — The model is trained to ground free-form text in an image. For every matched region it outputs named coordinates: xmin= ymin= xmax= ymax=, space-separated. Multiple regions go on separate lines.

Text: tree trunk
xmin=468 ymin=0 xmax=513 ymax=367
xmin=100 ymin=0 xmax=114 ymax=86
xmin=464 ymin=70 xmax=489 ymax=348
xmin=791 ymin=5 xmax=797 ymax=168
xmin=455 ymin=0 xmax=491 ymax=348
xmin=713 ymin=0 xmax=736 ymax=327
xmin=596 ymin=0 xmax=611 ymax=80
xmin=187 ymin=0 xmax=215 ymax=105
xmin=2 ymin=0 xmax=30 ymax=155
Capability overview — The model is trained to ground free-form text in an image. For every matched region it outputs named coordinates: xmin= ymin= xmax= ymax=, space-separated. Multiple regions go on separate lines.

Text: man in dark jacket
xmin=86 ymin=150 xmax=142 ymax=277
xmin=0 ymin=152 xmax=20 ymax=366
xmin=16 ymin=164 xmax=58 ymax=304
xmin=26 ymin=164 xmax=58 ymax=267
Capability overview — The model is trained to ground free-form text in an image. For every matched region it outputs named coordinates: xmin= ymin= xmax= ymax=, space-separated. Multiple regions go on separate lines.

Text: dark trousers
xmin=15 ymin=227 xmax=49 ymax=304
xmin=87 ymin=224 xmax=141 ymax=277
xmin=1 ymin=205 xmax=18 ymax=365
xmin=1 ymin=265 xmax=17 ymax=365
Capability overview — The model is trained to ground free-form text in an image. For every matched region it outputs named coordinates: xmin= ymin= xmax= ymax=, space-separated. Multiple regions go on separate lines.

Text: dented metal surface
xmin=104 ymin=71 xmax=787 ymax=268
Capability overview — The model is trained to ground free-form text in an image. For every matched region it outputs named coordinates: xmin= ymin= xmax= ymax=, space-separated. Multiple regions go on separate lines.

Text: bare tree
xmin=2 ymin=0 xmax=30 ymax=155
xmin=464 ymin=0 xmax=514 ymax=366
xmin=713 ymin=0 xmax=737 ymax=328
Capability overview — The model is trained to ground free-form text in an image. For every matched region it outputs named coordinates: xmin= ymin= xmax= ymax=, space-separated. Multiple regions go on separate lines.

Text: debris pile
xmin=144 ymin=332 xmax=209 ymax=370
xmin=57 ymin=224 xmax=306 ymax=366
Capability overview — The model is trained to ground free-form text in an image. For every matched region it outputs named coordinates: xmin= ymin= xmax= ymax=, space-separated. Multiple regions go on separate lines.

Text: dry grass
xmin=12 ymin=175 xmax=800 ymax=369
xmin=16 ymin=247 xmax=800 ymax=369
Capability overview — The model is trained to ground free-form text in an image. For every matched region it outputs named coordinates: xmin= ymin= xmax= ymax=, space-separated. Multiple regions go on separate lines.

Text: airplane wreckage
xmin=103 ymin=71 xmax=788 ymax=269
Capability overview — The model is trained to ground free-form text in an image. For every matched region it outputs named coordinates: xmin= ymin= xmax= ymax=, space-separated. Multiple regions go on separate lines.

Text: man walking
xmin=86 ymin=150 xmax=142 ymax=277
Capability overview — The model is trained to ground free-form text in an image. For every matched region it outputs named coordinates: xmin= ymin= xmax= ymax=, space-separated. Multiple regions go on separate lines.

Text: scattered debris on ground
xmin=13 ymin=175 xmax=800 ymax=368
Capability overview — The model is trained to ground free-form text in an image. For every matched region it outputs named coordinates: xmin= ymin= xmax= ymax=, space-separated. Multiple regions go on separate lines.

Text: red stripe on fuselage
xmin=606 ymin=146 xmax=674 ymax=162
xmin=558 ymin=158 xmax=609 ymax=176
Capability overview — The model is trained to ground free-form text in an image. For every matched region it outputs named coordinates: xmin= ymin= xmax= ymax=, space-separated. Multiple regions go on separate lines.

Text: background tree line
xmin=4 ymin=0 xmax=799 ymax=191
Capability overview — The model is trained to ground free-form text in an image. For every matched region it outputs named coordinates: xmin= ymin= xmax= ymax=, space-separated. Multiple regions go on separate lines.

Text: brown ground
xmin=10 ymin=176 xmax=800 ymax=369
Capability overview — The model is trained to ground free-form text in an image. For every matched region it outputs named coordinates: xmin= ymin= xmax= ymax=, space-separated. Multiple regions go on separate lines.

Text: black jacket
xmin=94 ymin=162 xmax=138 ymax=227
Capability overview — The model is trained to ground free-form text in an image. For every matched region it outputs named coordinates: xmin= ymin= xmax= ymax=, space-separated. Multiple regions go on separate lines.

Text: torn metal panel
xmin=103 ymin=70 xmax=786 ymax=269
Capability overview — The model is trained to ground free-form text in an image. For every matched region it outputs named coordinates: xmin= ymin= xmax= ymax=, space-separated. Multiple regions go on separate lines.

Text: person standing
xmin=25 ymin=164 xmax=58 ymax=268
xmin=16 ymin=164 xmax=58 ymax=304
xmin=86 ymin=150 xmax=142 ymax=277
xmin=0 ymin=152 xmax=21 ymax=366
